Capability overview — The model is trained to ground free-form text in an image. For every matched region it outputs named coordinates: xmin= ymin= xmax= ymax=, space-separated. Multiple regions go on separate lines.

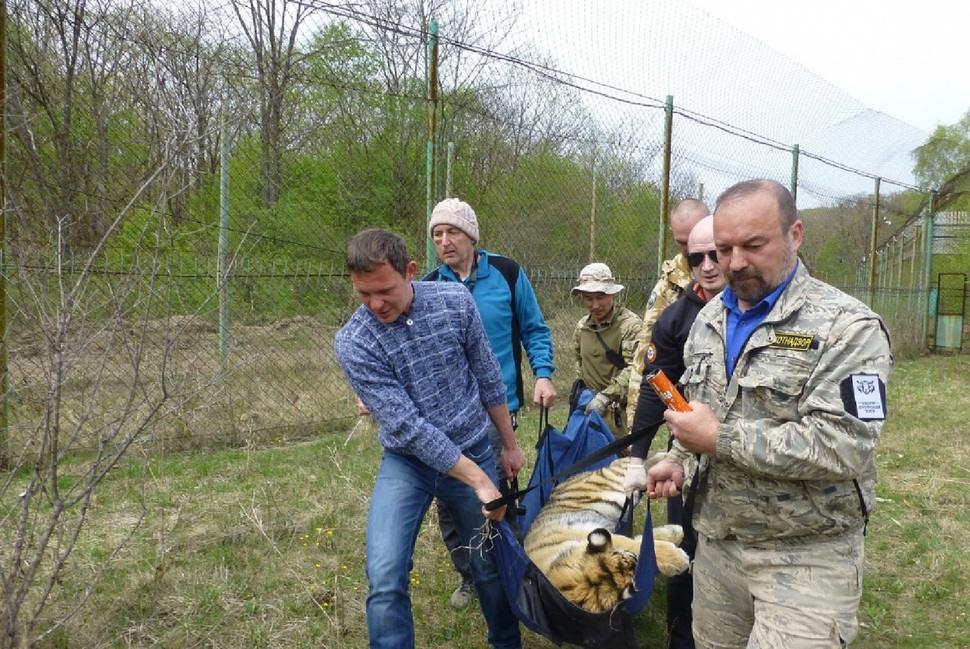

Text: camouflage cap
xmin=571 ymin=262 xmax=625 ymax=295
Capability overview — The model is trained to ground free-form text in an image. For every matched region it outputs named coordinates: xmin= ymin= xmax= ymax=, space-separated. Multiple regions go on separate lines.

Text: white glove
xmin=585 ymin=392 xmax=611 ymax=417
xmin=622 ymin=460 xmax=647 ymax=497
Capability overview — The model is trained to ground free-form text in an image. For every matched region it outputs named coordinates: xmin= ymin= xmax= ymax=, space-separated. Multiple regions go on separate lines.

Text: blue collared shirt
xmin=722 ymin=261 xmax=799 ymax=377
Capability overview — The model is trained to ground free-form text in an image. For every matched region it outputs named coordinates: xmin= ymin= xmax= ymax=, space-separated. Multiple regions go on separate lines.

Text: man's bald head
xmin=671 ymin=198 xmax=709 ymax=256
xmin=687 ymin=215 xmax=726 ymax=296
xmin=687 ymin=215 xmax=715 ymax=252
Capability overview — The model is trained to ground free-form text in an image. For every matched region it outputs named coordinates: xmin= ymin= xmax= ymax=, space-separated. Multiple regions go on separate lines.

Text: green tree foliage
xmin=7 ymin=0 xmax=232 ymax=256
xmin=798 ymin=190 xmax=925 ymax=288
xmin=8 ymin=0 xmax=668 ymax=310
xmin=913 ymin=108 xmax=970 ymax=211
xmin=799 ymin=200 xmax=871 ymax=285
xmin=6 ymin=0 xmax=144 ymax=252
xmin=437 ymin=63 xmax=663 ymax=285
xmin=913 ymin=110 xmax=970 ymax=295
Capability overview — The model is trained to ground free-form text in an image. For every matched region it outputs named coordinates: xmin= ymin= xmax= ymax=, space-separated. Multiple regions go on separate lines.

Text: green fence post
xmin=425 ymin=21 xmax=439 ymax=273
xmin=658 ymin=95 xmax=673 ymax=278
xmin=445 ymin=141 xmax=454 ymax=199
xmin=590 ymin=159 xmax=597 ymax=262
xmin=866 ymin=177 xmax=881 ymax=306
xmin=0 ymin=1 xmax=7 ymax=469
xmin=922 ymin=191 xmax=936 ymax=346
xmin=218 ymin=111 xmax=230 ymax=363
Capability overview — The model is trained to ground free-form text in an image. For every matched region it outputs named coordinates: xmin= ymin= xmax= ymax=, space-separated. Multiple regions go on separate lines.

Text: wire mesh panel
xmin=2 ymin=0 xmax=964 ymax=454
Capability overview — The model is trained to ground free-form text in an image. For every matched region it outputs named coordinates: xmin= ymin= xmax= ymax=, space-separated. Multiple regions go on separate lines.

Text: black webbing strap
xmin=680 ymin=453 xmax=702 ymax=542
xmin=485 ymin=409 xmax=654 ymax=512
xmin=852 ymin=477 xmax=870 ymax=536
xmin=594 ymin=328 xmax=627 ymax=370
xmin=536 ymin=406 xmax=556 ymax=475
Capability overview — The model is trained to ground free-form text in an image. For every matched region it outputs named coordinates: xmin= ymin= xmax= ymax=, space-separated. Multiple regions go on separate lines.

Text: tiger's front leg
xmin=654 ymin=539 xmax=690 ymax=577
xmin=609 ymin=528 xmax=690 ymax=577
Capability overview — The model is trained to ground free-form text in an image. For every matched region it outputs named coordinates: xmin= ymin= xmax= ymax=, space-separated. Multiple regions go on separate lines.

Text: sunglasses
xmin=688 ymin=250 xmax=718 ymax=267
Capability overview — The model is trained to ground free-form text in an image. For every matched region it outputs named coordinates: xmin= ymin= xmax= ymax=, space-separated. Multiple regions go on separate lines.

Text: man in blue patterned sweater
xmin=335 ymin=228 xmax=524 ymax=649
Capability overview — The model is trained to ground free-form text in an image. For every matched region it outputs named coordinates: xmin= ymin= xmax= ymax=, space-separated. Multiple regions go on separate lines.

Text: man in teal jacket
xmin=425 ymin=197 xmax=557 ymax=608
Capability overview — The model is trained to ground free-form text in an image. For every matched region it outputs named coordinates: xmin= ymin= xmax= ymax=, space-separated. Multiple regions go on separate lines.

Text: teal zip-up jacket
xmin=425 ymin=250 xmax=555 ymax=412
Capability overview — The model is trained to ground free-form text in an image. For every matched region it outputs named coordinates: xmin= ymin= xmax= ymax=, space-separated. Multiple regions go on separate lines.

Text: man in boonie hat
xmin=571 ymin=262 xmax=642 ymax=438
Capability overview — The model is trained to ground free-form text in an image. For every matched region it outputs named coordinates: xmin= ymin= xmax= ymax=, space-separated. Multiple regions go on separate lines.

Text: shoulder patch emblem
xmin=769 ymin=333 xmax=815 ymax=351
xmin=646 ymin=292 xmax=657 ymax=309
xmin=644 ymin=342 xmax=657 ymax=364
xmin=840 ymin=373 xmax=887 ymax=420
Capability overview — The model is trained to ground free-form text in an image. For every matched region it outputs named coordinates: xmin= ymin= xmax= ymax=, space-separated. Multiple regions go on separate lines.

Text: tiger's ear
xmin=586 ymin=529 xmax=613 ymax=554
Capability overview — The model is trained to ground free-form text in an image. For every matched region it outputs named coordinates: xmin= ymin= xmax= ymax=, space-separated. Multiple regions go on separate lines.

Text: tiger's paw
xmin=654 ymin=541 xmax=690 ymax=577
xmin=652 ymin=524 xmax=684 ymax=546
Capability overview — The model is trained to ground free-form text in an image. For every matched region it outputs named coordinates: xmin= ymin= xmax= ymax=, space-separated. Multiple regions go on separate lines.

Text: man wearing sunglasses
xmin=623 ymin=215 xmax=724 ymax=649
xmin=626 ymin=199 xmax=709 ymax=431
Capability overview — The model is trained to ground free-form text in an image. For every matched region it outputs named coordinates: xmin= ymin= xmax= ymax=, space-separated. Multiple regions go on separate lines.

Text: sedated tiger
xmin=523 ymin=455 xmax=691 ymax=613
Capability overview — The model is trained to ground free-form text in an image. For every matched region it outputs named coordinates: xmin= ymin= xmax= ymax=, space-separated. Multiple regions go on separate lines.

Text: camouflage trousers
xmin=692 ymin=531 xmax=864 ymax=649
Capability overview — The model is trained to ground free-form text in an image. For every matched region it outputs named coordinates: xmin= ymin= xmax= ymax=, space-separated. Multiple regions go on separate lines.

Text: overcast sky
xmin=504 ymin=0 xmax=947 ymax=200
xmin=686 ymin=0 xmax=969 ymax=134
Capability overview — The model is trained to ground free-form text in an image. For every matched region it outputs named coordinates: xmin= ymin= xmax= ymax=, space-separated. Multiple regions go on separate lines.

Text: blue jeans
xmin=437 ymin=417 xmax=521 ymax=581
xmin=365 ymin=435 xmax=521 ymax=649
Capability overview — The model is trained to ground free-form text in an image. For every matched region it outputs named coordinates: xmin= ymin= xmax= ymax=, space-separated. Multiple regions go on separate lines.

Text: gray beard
xmin=729 ymin=248 xmax=796 ymax=305
xmin=728 ymin=273 xmax=772 ymax=304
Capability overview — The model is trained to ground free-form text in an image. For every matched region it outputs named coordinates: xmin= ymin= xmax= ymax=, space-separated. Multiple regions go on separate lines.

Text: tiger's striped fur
xmin=523 ymin=456 xmax=690 ymax=613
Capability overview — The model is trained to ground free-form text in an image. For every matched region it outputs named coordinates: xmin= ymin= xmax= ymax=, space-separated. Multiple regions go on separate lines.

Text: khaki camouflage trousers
xmin=692 ymin=531 xmax=864 ymax=648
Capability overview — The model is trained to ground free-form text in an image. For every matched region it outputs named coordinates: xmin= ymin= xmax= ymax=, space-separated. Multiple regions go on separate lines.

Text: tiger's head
xmin=549 ymin=528 xmax=639 ymax=612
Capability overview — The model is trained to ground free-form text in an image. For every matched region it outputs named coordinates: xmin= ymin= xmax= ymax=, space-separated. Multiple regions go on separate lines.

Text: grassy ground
xmin=10 ymin=353 xmax=970 ymax=648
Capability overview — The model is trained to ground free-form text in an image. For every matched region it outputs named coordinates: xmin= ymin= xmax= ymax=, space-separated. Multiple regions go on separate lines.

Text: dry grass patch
xmin=9 ymin=354 xmax=968 ymax=648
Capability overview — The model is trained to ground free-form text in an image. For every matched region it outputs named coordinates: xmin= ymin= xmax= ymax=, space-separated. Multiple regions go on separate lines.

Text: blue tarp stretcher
xmin=486 ymin=390 xmax=661 ymax=649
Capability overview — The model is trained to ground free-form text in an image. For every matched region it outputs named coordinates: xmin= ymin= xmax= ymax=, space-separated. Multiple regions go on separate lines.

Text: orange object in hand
xmin=644 ymin=368 xmax=692 ymax=412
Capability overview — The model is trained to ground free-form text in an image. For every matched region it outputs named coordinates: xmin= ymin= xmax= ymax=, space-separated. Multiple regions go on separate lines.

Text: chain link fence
xmin=3 ymin=0 xmax=965 ymax=457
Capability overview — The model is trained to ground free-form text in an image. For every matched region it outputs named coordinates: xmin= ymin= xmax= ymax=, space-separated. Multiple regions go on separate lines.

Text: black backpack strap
xmin=594 ymin=328 xmax=627 ymax=370
xmin=488 ymin=255 xmax=524 ymax=405
xmin=488 ymin=254 xmax=520 ymax=304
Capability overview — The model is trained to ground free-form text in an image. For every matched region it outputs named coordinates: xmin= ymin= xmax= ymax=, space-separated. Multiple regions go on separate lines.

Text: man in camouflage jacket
xmin=571 ymin=263 xmax=643 ymax=438
xmin=648 ymin=180 xmax=893 ymax=649
xmin=626 ymin=198 xmax=708 ymax=428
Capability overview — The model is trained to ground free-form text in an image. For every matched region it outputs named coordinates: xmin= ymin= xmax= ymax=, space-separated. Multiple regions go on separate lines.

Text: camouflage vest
xmin=675 ymin=264 xmax=893 ymax=544
xmin=626 ymin=254 xmax=693 ymax=426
